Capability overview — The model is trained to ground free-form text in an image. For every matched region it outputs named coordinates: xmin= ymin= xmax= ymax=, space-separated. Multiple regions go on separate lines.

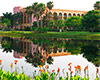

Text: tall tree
xmin=2 ymin=12 xmax=13 ymax=28
xmin=48 ymin=20 xmax=56 ymax=29
xmin=13 ymin=12 xmax=23 ymax=29
xmin=47 ymin=1 xmax=54 ymax=10
xmin=38 ymin=3 xmax=45 ymax=27
xmin=53 ymin=12 xmax=59 ymax=21
xmin=42 ymin=1 xmax=54 ymax=27
xmin=1 ymin=18 xmax=11 ymax=30
xmin=32 ymin=2 xmax=45 ymax=27
xmin=94 ymin=1 xmax=100 ymax=10
xmin=82 ymin=10 xmax=100 ymax=32
xmin=65 ymin=16 xmax=82 ymax=31
xmin=25 ymin=6 xmax=33 ymax=27
xmin=57 ymin=19 xmax=65 ymax=32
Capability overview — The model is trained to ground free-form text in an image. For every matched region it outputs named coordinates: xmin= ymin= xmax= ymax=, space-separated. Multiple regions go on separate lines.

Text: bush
xmin=0 ymin=28 xmax=2 ymax=30
xmin=32 ymin=27 xmax=37 ymax=31
xmin=48 ymin=28 xmax=59 ymax=32
xmin=34 ymin=27 xmax=49 ymax=33
xmin=24 ymin=27 xmax=31 ymax=31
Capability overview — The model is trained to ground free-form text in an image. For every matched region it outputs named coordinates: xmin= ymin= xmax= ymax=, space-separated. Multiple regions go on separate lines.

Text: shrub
xmin=34 ymin=27 xmax=49 ymax=33
xmin=32 ymin=27 xmax=37 ymax=31
xmin=24 ymin=27 xmax=31 ymax=31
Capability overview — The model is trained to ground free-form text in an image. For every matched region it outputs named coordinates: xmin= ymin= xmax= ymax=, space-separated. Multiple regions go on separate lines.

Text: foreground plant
xmin=0 ymin=59 xmax=99 ymax=80
xmin=0 ymin=69 xmax=32 ymax=80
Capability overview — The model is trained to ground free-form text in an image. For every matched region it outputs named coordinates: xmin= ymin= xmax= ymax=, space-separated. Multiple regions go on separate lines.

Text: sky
xmin=0 ymin=0 xmax=99 ymax=16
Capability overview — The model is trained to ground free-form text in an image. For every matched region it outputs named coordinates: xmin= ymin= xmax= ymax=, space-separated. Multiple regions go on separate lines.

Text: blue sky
xmin=0 ymin=0 xmax=99 ymax=16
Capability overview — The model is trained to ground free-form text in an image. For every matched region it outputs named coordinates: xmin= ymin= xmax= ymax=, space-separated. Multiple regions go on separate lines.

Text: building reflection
xmin=12 ymin=37 xmax=71 ymax=58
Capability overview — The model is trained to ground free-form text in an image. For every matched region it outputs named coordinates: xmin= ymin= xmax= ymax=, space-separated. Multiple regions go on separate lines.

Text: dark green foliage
xmin=24 ymin=27 xmax=31 ymax=31
xmin=81 ymin=45 xmax=100 ymax=66
xmin=34 ymin=27 xmax=49 ymax=33
xmin=65 ymin=16 xmax=82 ymax=31
xmin=47 ymin=1 xmax=54 ymax=10
xmin=94 ymin=1 xmax=100 ymax=10
xmin=48 ymin=20 xmax=56 ymax=28
xmin=33 ymin=22 xmax=37 ymax=27
xmin=82 ymin=10 xmax=100 ymax=32
xmin=1 ymin=12 xmax=13 ymax=27
xmin=32 ymin=27 xmax=37 ymax=31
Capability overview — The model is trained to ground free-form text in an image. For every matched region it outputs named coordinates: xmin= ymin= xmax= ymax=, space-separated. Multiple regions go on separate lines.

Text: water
xmin=0 ymin=36 xmax=100 ymax=80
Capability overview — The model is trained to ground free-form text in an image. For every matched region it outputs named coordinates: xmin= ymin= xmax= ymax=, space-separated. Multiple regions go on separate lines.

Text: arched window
xmin=64 ymin=13 xmax=67 ymax=17
xmin=77 ymin=14 xmax=80 ymax=17
xmin=81 ymin=14 xmax=84 ymax=16
xmin=59 ymin=13 xmax=62 ymax=17
xmin=53 ymin=12 xmax=57 ymax=16
xmin=68 ymin=13 xmax=72 ymax=17
xmin=73 ymin=13 xmax=76 ymax=16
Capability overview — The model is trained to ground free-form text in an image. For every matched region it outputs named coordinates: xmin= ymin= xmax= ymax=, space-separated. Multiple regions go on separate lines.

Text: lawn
xmin=0 ymin=31 xmax=100 ymax=40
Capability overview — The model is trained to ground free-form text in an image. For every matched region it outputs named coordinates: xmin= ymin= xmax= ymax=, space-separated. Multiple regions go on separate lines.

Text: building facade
xmin=13 ymin=6 xmax=88 ymax=29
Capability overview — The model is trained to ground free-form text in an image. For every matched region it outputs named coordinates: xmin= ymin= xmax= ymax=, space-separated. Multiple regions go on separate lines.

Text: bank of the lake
xmin=0 ymin=31 xmax=100 ymax=40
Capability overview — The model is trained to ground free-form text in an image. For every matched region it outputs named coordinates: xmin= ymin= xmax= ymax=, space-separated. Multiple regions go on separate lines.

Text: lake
xmin=0 ymin=36 xmax=100 ymax=80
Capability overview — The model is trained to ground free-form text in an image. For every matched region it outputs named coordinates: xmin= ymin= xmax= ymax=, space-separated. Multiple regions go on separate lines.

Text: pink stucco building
xmin=13 ymin=6 xmax=87 ymax=29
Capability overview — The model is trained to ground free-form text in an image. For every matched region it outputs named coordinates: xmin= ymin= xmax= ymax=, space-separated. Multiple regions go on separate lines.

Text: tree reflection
xmin=81 ymin=45 xmax=100 ymax=67
xmin=1 ymin=37 xmax=100 ymax=67
xmin=1 ymin=37 xmax=13 ymax=53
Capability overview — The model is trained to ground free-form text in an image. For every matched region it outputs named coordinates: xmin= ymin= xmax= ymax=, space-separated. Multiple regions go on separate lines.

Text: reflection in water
xmin=1 ymin=37 xmax=100 ymax=67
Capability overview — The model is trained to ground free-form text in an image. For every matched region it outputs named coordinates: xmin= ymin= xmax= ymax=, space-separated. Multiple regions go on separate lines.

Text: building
xmin=13 ymin=6 xmax=88 ymax=29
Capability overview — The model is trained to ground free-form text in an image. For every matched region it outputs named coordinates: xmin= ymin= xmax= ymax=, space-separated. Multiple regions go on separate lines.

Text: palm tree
xmin=13 ymin=12 xmax=23 ymax=30
xmin=44 ymin=1 xmax=54 ymax=26
xmin=2 ymin=12 xmax=13 ymax=28
xmin=38 ymin=3 xmax=45 ymax=27
xmin=47 ymin=1 xmax=54 ymax=10
xmin=25 ymin=6 xmax=33 ymax=27
xmin=94 ymin=1 xmax=100 ymax=10
xmin=32 ymin=2 xmax=40 ymax=27
xmin=32 ymin=2 xmax=45 ymax=27
xmin=1 ymin=18 xmax=11 ymax=31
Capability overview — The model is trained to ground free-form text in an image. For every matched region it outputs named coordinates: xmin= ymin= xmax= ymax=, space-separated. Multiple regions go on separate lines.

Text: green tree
xmin=57 ymin=19 xmax=65 ymax=32
xmin=47 ymin=1 xmax=54 ymax=10
xmin=53 ymin=12 xmax=59 ymax=21
xmin=32 ymin=2 xmax=45 ymax=28
xmin=94 ymin=1 xmax=100 ymax=10
xmin=1 ymin=18 xmax=11 ymax=30
xmin=38 ymin=3 xmax=45 ymax=27
xmin=25 ymin=6 xmax=33 ymax=27
xmin=82 ymin=10 xmax=100 ymax=32
xmin=2 ymin=12 xmax=13 ymax=28
xmin=42 ymin=1 xmax=54 ymax=27
xmin=13 ymin=12 xmax=23 ymax=29
xmin=48 ymin=20 xmax=56 ymax=29
xmin=65 ymin=16 xmax=82 ymax=31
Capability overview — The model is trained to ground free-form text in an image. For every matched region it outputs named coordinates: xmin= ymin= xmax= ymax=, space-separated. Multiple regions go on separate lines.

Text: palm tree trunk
xmin=30 ymin=15 xmax=32 ymax=27
xmin=40 ymin=20 xmax=43 ymax=27
xmin=36 ymin=17 xmax=39 ymax=27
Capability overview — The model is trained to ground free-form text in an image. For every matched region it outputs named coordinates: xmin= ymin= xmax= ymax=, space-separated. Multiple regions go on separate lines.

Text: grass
xmin=0 ymin=31 xmax=100 ymax=40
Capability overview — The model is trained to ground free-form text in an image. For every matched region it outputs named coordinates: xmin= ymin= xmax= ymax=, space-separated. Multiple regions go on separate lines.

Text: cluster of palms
xmin=25 ymin=1 xmax=53 ymax=28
